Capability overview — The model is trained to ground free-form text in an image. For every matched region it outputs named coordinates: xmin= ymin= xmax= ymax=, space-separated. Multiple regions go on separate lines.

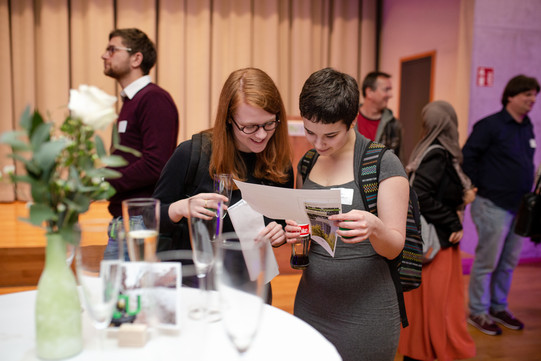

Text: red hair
xmin=210 ymin=68 xmax=291 ymax=183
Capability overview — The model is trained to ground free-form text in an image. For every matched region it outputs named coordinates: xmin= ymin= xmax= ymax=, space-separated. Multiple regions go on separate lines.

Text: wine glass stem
xmin=97 ymin=327 xmax=106 ymax=354
xmin=197 ymin=272 xmax=208 ymax=310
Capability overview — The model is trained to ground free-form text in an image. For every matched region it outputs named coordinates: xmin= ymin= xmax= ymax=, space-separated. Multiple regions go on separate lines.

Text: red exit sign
xmin=477 ymin=66 xmax=494 ymax=87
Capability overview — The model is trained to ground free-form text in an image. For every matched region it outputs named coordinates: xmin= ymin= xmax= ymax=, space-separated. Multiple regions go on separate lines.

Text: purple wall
xmin=461 ymin=0 xmax=541 ymax=261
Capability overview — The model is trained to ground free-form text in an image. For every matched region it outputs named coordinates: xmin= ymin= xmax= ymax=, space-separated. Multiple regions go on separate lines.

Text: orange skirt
xmin=398 ymin=245 xmax=476 ymax=361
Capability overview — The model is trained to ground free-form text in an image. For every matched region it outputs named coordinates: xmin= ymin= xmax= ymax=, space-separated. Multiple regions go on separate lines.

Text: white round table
xmin=0 ymin=289 xmax=342 ymax=361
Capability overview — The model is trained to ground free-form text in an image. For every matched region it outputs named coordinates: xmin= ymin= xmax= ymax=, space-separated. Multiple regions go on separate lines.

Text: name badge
xmin=118 ymin=120 xmax=128 ymax=133
xmin=530 ymin=138 xmax=537 ymax=148
xmin=332 ymin=187 xmax=354 ymax=205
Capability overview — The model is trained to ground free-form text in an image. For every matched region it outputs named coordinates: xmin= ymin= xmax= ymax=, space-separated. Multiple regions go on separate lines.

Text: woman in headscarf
xmin=398 ymin=100 xmax=477 ymax=361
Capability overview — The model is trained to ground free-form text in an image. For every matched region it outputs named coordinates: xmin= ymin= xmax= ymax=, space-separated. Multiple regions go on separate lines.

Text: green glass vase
xmin=35 ymin=233 xmax=83 ymax=359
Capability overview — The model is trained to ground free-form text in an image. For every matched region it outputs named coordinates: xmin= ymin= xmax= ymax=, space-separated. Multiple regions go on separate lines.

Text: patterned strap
xmin=359 ymin=141 xmax=387 ymax=215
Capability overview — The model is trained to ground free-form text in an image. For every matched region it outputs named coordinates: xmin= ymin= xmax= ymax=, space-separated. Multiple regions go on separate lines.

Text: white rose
xmin=68 ymin=85 xmax=118 ymax=130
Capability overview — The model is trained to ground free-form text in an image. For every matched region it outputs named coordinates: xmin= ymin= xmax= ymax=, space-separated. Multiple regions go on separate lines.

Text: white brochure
xmin=233 ymin=180 xmax=342 ymax=256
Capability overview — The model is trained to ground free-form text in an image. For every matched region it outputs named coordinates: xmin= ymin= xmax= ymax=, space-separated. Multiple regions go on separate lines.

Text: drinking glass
xmin=213 ymin=174 xmax=233 ymax=218
xmin=213 ymin=232 xmax=268 ymax=357
xmin=75 ymin=218 xmax=124 ymax=350
xmin=187 ymin=197 xmax=223 ymax=321
xmin=122 ymin=197 xmax=160 ymax=262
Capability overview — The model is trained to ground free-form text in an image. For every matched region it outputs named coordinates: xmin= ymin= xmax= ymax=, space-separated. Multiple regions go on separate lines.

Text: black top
xmin=152 ymin=134 xmax=294 ymax=250
xmin=412 ymin=143 xmax=463 ymax=248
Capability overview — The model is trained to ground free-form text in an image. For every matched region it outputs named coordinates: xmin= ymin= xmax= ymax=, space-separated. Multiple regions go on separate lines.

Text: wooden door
xmin=398 ymin=51 xmax=435 ymax=162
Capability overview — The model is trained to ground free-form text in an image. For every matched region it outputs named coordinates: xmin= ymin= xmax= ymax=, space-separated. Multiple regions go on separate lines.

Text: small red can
xmin=291 ymin=223 xmax=311 ymax=269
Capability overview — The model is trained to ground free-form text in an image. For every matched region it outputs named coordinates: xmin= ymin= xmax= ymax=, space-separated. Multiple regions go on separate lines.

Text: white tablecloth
xmin=0 ymin=289 xmax=341 ymax=361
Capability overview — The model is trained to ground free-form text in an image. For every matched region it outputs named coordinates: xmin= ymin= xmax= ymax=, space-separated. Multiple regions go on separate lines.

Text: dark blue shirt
xmin=462 ymin=108 xmax=535 ymax=212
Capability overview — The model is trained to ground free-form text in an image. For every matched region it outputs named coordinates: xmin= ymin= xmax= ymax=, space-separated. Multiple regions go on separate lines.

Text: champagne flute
xmin=187 ymin=197 xmax=223 ymax=320
xmin=214 ymin=174 xmax=233 ymax=218
xmin=75 ymin=218 xmax=124 ymax=351
xmin=213 ymin=232 xmax=268 ymax=358
xmin=122 ymin=198 xmax=160 ymax=262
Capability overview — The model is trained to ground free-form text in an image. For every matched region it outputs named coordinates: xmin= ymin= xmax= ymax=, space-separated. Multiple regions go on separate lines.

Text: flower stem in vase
xmin=35 ymin=234 xmax=83 ymax=360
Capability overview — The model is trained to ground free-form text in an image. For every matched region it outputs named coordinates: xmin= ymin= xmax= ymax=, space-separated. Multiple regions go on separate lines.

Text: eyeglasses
xmin=230 ymin=116 xmax=280 ymax=134
xmin=104 ymin=45 xmax=132 ymax=56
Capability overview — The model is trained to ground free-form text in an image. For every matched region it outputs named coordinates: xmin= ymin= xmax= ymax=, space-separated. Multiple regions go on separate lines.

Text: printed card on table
xmin=110 ymin=262 xmax=182 ymax=330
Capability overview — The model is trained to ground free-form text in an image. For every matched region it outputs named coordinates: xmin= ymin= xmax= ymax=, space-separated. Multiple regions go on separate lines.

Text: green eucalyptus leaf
xmin=77 ymin=184 xmax=100 ymax=193
xmin=10 ymin=174 xmax=34 ymax=184
xmin=100 ymin=155 xmax=128 ymax=167
xmin=104 ymin=186 xmax=117 ymax=198
xmin=111 ymin=126 xmax=141 ymax=157
xmin=29 ymin=203 xmax=57 ymax=226
xmin=59 ymin=227 xmax=80 ymax=245
xmin=20 ymin=110 xmax=46 ymax=138
xmin=19 ymin=106 xmax=33 ymax=134
xmin=114 ymin=144 xmax=141 ymax=157
xmin=16 ymin=216 xmax=46 ymax=231
xmin=68 ymin=194 xmax=92 ymax=213
xmin=29 ymin=111 xmax=45 ymax=137
xmin=30 ymin=183 xmax=51 ymax=204
xmin=68 ymin=165 xmax=80 ymax=180
xmin=111 ymin=124 xmax=120 ymax=145
xmin=35 ymin=139 xmax=69 ymax=172
xmin=97 ymin=168 xmax=122 ymax=179
xmin=30 ymin=122 xmax=53 ymax=151
xmin=95 ymin=135 xmax=106 ymax=158
xmin=7 ymin=153 xmax=40 ymax=175
xmin=93 ymin=184 xmax=117 ymax=200
xmin=0 ymin=131 xmax=31 ymax=151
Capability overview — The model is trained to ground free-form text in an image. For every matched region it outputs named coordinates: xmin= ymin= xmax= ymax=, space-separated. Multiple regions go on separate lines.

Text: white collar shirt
xmin=120 ymin=75 xmax=152 ymax=100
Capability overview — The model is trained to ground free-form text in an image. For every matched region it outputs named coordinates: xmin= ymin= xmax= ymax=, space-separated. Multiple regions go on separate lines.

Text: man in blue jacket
xmin=463 ymin=74 xmax=539 ymax=336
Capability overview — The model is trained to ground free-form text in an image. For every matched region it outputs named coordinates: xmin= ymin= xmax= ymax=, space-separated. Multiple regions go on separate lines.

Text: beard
xmin=104 ymin=67 xmax=119 ymax=79
xmin=103 ymin=63 xmax=128 ymax=80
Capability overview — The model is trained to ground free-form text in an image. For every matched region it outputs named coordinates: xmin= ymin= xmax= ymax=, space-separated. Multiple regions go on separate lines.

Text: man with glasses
xmin=463 ymin=74 xmax=539 ymax=335
xmin=102 ymin=28 xmax=179 ymax=258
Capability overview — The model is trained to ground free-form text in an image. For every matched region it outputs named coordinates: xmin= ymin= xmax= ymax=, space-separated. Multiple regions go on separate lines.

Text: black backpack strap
xmin=169 ymin=132 xmax=211 ymax=251
xmin=185 ymin=133 xmax=202 ymax=196
xmin=185 ymin=132 xmax=212 ymax=197
xmin=299 ymin=148 xmax=318 ymax=183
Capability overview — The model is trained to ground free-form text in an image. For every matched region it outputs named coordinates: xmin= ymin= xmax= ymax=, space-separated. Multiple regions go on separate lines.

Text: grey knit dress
xmin=293 ymin=135 xmax=405 ymax=361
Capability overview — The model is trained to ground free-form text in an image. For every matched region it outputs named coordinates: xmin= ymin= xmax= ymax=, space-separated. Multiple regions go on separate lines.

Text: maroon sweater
xmin=107 ymin=83 xmax=179 ymax=217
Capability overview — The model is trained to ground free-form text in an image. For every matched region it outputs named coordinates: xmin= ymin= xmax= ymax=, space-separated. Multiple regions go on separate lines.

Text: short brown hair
xmin=361 ymin=71 xmax=391 ymax=98
xmin=299 ymin=67 xmax=360 ymax=128
xmin=109 ymin=28 xmax=157 ymax=75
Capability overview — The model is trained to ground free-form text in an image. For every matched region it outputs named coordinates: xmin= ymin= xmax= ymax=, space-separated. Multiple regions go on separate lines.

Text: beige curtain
xmin=0 ymin=0 xmax=377 ymax=201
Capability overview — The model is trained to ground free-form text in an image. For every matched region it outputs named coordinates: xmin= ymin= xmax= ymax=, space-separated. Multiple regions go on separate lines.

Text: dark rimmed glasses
xmin=104 ymin=45 xmax=132 ymax=56
xmin=230 ymin=115 xmax=280 ymax=134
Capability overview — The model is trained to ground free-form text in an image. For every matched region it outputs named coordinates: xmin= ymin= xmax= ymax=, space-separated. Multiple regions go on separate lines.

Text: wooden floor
xmin=271 ymin=262 xmax=541 ymax=361
xmin=1 ymin=201 xmax=540 ymax=360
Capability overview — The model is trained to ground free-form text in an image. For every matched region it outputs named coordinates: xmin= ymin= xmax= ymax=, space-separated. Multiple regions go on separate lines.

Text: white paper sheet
xmin=233 ymin=180 xmax=342 ymax=223
xmin=227 ymin=199 xmax=280 ymax=283
xmin=233 ymin=180 xmax=343 ymax=257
